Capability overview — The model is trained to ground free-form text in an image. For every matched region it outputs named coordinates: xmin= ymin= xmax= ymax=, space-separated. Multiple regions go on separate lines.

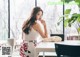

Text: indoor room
xmin=0 ymin=0 xmax=80 ymax=57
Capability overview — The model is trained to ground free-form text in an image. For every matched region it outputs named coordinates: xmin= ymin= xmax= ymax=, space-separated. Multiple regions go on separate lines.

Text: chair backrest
xmin=55 ymin=43 xmax=80 ymax=57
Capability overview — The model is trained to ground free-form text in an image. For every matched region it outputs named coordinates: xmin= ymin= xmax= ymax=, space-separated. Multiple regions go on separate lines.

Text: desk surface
xmin=36 ymin=40 xmax=80 ymax=49
xmin=36 ymin=42 xmax=55 ymax=48
xmin=35 ymin=40 xmax=80 ymax=57
xmin=56 ymin=40 xmax=80 ymax=46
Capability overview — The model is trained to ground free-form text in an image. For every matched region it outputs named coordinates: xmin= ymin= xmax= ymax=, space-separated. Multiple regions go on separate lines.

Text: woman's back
xmin=23 ymin=20 xmax=44 ymax=43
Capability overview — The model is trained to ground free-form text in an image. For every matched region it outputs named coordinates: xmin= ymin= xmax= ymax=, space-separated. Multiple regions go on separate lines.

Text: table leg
xmin=43 ymin=52 xmax=45 ymax=57
xmin=34 ymin=49 xmax=39 ymax=57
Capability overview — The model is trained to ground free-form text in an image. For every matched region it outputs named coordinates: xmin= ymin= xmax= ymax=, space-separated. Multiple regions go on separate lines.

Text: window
xmin=1 ymin=0 xmax=79 ymax=40
xmin=37 ymin=0 xmax=63 ymax=35
xmin=10 ymin=0 xmax=35 ymax=39
xmin=0 ymin=0 xmax=64 ymax=40
xmin=64 ymin=1 xmax=80 ymax=40
xmin=0 ymin=0 xmax=8 ymax=40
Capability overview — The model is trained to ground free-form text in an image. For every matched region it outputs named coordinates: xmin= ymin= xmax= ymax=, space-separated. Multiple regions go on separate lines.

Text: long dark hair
xmin=22 ymin=7 xmax=43 ymax=34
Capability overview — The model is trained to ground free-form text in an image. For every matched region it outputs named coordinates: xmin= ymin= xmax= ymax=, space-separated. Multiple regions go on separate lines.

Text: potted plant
xmin=58 ymin=0 xmax=80 ymax=39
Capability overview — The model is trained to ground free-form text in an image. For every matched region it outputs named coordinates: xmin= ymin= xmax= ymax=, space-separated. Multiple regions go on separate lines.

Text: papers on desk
xmin=42 ymin=36 xmax=62 ymax=42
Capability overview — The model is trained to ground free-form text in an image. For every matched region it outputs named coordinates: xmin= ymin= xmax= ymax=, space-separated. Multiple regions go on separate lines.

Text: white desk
xmin=35 ymin=40 xmax=80 ymax=57
xmin=34 ymin=42 xmax=56 ymax=57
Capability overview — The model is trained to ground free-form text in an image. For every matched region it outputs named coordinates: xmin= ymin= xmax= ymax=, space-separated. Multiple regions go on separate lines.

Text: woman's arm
xmin=44 ymin=25 xmax=48 ymax=37
xmin=32 ymin=22 xmax=47 ymax=38
xmin=40 ymin=20 xmax=48 ymax=38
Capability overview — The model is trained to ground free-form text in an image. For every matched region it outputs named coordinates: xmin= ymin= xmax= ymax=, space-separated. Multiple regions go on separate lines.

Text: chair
xmin=7 ymin=38 xmax=16 ymax=52
xmin=55 ymin=43 xmax=80 ymax=57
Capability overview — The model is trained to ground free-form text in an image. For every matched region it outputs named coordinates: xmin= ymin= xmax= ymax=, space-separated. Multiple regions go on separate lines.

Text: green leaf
xmin=64 ymin=9 xmax=71 ymax=14
xmin=75 ymin=0 xmax=80 ymax=8
xmin=77 ymin=14 xmax=80 ymax=17
xmin=77 ymin=16 xmax=80 ymax=22
xmin=68 ymin=23 xmax=72 ymax=27
xmin=75 ymin=0 xmax=80 ymax=2
xmin=73 ymin=13 xmax=80 ymax=23
xmin=72 ymin=13 xmax=78 ymax=17
xmin=58 ymin=14 xmax=69 ymax=25
xmin=68 ymin=13 xmax=80 ymax=24
xmin=64 ymin=19 xmax=69 ymax=27
xmin=61 ymin=0 xmax=74 ymax=3
xmin=77 ymin=28 xmax=80 ymax=32
xmin=70 ymin=13 xmax=78 ymax=23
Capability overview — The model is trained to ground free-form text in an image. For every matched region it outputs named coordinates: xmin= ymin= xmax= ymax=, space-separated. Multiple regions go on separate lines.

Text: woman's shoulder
xmin=33 ymin=22 xmax=39 ymax=27
xmin=32 ymin=21 xmax=41 ymax=30
xmin=34 ymin=20 xmax=42 ymax=26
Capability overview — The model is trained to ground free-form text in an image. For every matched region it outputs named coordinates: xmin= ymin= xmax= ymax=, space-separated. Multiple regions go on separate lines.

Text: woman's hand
xmin=39 ymin=19 xmax=46 ymax=27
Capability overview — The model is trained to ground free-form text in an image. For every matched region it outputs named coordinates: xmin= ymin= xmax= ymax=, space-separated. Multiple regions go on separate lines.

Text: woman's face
xmin=36 ymin=11 xmax=43 ymax=20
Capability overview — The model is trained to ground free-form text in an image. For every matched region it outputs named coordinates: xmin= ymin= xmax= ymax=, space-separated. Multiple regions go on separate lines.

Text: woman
xmin=20 ymin=7 xmax=62 ymax=57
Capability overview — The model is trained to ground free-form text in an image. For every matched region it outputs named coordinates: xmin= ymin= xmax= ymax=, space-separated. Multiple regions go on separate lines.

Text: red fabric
xmin=20 ymin=40 xmax=42 ymax=57
xmin=20 ymin=42 xmax=29 ymax=57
